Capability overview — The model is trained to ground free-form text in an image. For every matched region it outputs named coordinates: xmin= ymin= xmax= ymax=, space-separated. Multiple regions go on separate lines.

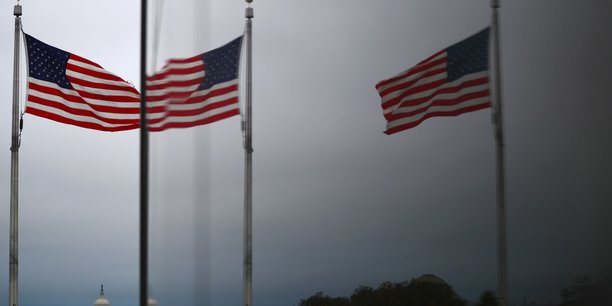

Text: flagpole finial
xmin=245 ymin=4 xmax=253 ymax=19
xmin=13 ymin=3 xmax=22 ymax=16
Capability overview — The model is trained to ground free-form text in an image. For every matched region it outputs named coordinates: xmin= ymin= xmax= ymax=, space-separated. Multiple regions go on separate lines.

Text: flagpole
xmin=9 ymin=3 xmax=22 ymax=306
xmin=139 ymin=0 xmax=149 ymax=306
xmin=490 ymin=1 xmax=507 ymax=306
xmin=243 ymin=2 xmax=254 ymax=306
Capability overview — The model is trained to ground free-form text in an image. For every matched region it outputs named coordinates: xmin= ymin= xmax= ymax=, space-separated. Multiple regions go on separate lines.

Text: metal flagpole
xmin=9 ymin=3 xmax=23 ymax=306
xmin=139 ymin=0 xmax=149 ymax=306
xmin=243 ymin=1 xmax=254 ymax=306
xmin=490 ymin=1 xmax=507 ymax=306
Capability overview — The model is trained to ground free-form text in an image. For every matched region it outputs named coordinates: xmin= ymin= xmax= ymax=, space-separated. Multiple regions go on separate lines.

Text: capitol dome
xmin=147 ymin=296 xmax=158 ymax=306
xmin=414 ymin=274 xmax=447 ymax=285
xmin=94 ymin=285 xmax=110 ymax=306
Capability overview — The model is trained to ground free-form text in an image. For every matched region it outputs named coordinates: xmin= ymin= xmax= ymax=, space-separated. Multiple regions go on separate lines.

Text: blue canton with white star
xmin=199 ymin=36 xmax=243 ymax=90
xmin=447 ymin=28 xmax=489 ymax=82
xmin=25 ymin=34 xmax=73 ymax=89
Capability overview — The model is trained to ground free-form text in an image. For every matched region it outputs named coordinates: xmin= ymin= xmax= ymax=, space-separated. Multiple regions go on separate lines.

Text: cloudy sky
xmin=0 ymin=1 xmax=611 ymax=306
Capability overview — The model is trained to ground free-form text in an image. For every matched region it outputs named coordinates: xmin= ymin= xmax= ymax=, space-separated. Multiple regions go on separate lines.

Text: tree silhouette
xmin=403 ymin=279 xmax=466 ymax=306
xmin=298 ymin=291 xmax=351 ymax=306
xmin=474 ymin=290 xmax=497 ymax=306
xmin=298 ymin=276 xmax=467 ymax=306
xmin=350 ymin=286 xmax=376 ymax=306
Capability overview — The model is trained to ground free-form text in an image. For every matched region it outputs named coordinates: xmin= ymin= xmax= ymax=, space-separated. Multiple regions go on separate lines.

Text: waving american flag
xmin=376 ymin=28 xmax=491 ymax=135
xmin=25 ymin=33 xmax=141 ymax=132
xmin=146 ymin=36 xmax=243 ymax=132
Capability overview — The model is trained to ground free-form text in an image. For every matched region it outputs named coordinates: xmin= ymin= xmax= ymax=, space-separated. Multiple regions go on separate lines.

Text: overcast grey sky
xmin=1 ymin=1 xmax=611 ymax=306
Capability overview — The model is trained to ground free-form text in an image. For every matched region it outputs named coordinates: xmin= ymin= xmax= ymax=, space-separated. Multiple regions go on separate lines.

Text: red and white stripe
xmin=145 ymin=56 xmax=240 ymax=132
xmin=375 ymin=50 xmax=490 ymax=135
xmin=26 ymin=54 xmax=141 ymax=132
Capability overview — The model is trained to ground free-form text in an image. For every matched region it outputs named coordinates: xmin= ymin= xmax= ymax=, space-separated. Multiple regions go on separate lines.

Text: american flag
xmin=146 ymin=36 xmax=243 ymax=132
xmin=25 ymin=33 xmax=141 ymax=132
xmin=376 ymin=28 xmax=491 ymax=135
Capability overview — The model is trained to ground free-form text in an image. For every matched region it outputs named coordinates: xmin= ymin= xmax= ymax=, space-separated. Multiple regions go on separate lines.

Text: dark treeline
xmin=297 ymin=269 xmax=612 ymax=306
xmin=297 ymin=276 xmax=470 ymax=306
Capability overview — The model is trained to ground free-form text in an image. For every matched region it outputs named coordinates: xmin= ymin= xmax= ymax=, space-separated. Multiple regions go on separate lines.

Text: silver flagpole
xmin=490 ymin=1 xmax=507 ymax=306
xmin=9 ymin=3 xmax=22 ymax=306
xmin=243 ymin=1 xmax=254 ymax=306
xmin=139 ymin=0 xmax=149 ymax=306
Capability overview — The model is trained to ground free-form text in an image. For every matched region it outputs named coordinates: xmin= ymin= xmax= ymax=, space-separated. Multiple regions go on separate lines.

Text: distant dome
xmin=94 ymin=285 xmax=111 ymax=306
xmin=95 ymin=297 xmax=110 ymax=306
xmin=414 ymin=274 xmax=447 ymax=285
xmin=147 ymin=297 xmax=158 ymax=306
